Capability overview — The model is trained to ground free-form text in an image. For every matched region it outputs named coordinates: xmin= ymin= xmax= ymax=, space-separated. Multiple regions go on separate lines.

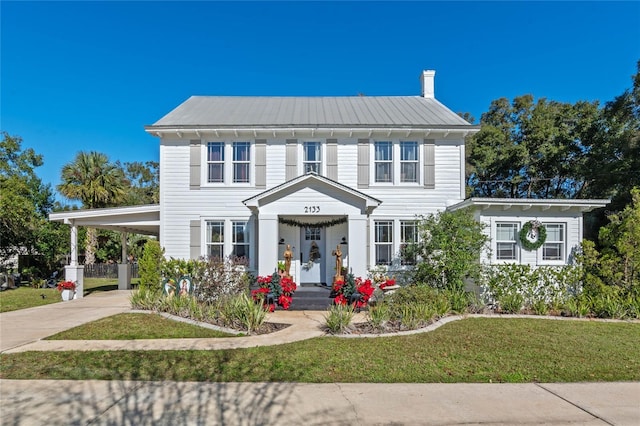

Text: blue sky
xmin=2 ymin=1 xmax=639 ymax=203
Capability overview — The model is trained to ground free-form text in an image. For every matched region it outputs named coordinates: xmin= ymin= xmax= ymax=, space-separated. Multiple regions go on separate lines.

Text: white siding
xmin=479 ymin=207 xmax=585 ymax=267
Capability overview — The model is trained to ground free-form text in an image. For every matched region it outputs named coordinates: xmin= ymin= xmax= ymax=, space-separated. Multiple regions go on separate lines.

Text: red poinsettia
xmin=56 ymin=281 xmax=76 ymax=292
xmin=252 ymin=272 xmax=297 ymax=311
xmin=334 ymin=293 xmax=348 ymax=305
xmin=379 ymin=278 xmax=396 ymax=290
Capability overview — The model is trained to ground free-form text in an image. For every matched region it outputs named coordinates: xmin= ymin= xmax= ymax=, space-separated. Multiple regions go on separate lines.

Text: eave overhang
xmin=144 ymin=125 xmax=480 ymax=140
xmin=447 ymin=198 xmax=611 ymax=213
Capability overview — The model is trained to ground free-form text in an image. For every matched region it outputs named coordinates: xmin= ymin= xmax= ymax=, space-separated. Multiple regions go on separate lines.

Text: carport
xmin=49 ymin=204 xmax=160 ymax=298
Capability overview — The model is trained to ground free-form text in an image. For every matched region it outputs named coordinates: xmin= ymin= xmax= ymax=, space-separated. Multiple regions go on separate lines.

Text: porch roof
xmin=49 ymin=204 xmax=160 ymax=236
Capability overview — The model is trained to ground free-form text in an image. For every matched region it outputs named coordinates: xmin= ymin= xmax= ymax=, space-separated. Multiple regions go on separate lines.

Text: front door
xmin=300 ymin=226 xmax=325 ymax=284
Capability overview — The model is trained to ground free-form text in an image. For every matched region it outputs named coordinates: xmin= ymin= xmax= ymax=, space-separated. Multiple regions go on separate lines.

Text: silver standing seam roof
xmin=150 ymin=96 xmax=474 ymax=128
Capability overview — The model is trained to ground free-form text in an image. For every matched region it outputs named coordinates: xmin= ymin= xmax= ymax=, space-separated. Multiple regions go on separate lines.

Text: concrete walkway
xmin=1 ymin=380 xmax=639 ymax=425
xmin=1 ymin=291 xmax=639 ymax=425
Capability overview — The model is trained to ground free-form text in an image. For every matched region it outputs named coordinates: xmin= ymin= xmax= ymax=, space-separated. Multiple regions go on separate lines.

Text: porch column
xmin=257 ymin=214 xmax=278 ymax=276
xmin=348 ymin=214 xmax=368 ymax=277
xmin=118 ymin=232 xmax=131 ymax=290
xmin=65 ymin=222 xmax=84 ymax=299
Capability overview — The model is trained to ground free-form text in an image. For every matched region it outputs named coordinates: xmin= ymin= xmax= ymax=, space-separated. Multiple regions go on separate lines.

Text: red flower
xmin=334 ymin=294 xmax=347 ymax=305
xmin=56 ymin=281 xmax=76 ymax=292
xmin=267 ymin=303 xmax=276 ymax=312
xmin=278 ymin=294 xmax=292 ymax=310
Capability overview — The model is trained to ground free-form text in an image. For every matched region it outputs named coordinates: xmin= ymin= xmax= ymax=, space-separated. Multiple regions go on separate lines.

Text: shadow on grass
xmin=84 ymin=284 xmax=119 ymax=296
xmin=1 ymin=350 xmax=348 ymax=425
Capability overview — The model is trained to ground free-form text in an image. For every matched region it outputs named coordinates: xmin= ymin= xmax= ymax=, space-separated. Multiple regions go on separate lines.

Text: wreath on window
xmin=519 ymin=220 xmax=547 ymax=251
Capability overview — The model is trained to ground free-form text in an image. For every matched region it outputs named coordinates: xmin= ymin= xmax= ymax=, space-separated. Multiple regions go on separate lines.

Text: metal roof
xmin=150 ymin=96 xmax=473 ymax=128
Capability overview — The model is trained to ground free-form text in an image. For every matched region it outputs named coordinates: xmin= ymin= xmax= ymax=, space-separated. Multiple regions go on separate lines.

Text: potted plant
xmin=56 ymin=280 xmax=76 ymax=301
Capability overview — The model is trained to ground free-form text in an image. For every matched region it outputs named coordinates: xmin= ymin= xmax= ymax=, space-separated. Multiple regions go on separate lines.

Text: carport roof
xmin=49 ymin=204 xmax=160 ymax=236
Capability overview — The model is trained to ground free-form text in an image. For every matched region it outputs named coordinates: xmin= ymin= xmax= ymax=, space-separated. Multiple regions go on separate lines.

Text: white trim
xmin=448 ymin=198 xmax=610 ymax=213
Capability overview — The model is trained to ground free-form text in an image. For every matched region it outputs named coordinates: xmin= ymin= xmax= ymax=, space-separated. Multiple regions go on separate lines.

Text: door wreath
xmin=519 ymin=220 xmax=547 ymax=250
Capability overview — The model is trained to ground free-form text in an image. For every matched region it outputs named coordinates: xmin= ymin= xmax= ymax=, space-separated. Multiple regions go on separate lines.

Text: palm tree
xmin=57 ymin=151 xmax=128 ymax=264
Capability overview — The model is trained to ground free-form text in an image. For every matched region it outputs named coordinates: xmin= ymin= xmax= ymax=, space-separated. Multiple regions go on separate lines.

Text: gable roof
xmin=149 ymin=96 xmax=473 ymax=129
xmin=243 ymin=172 xmax=381 ymax=211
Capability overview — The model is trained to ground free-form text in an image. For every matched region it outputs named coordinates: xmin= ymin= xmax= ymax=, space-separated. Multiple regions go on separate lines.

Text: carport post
xmin=118 ymin=232 xmax=131 ymax=290
xmin=64 ymin=222 xmax=84 ymax=299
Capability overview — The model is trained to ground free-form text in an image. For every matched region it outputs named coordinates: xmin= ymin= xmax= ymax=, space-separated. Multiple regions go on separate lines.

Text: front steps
xmin=289 ymin=284 xmax=333 ymax=310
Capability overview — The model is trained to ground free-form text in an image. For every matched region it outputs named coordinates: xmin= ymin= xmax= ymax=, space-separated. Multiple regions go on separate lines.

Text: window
xmin=496 ymin=223 xmax=518 ymax=261
xmin=303 ymin=142 xmax=321 ymax=174
xmin=207 ymin=142 xmax=224 ymax=183
xmin=400 ymin=141 xmax=418 ymax=183
xmin=543 ymin=223 xmax=565 ymax=261
xmin=374 ymin=142 xmax=393 ymax=182
xmin=233 ymin=142 xmax=250 ymax=183
xmin=206 ymin=221 xmax=224 ymax=259
xmin=232 ymin=221 xmax=249 ymax=260
xmin=375 ymin=221 xmax=393 ymax=265
xmin=305 ymin=226 xmax=321 ymax=240
xmin=400 ymin=221 xmax=418 ymax=265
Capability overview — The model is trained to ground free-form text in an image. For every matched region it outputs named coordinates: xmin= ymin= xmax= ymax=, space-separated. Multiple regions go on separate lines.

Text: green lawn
xmin=0 ymin=287 xmax=60 ymax=312
xmin=2 ymin=318 xmax=638 ymax=383
xmin=0 ymin=277 xmax=137 ymax=313
xmin=46 ymin=313 xmax=237 ymax=340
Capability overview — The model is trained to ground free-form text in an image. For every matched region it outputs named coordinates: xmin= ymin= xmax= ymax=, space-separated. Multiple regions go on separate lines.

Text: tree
xmin=407 ymin=208 xmax=489 ymax=291
xmin=0 ymin=132 xmax=67 ymax=273
xmin=57 ymin=151 xmax=128 ymax=264
xmin=121 ymin=160 xmax=159 ymax=205
xmin=467 ymin=96 xmax=599 ymax=199
xmin=581 ymin=60 xmax=640 ymax=210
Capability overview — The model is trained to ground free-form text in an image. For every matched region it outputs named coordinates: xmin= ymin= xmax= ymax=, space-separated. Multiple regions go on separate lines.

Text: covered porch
xmin=243 ymin=172 xmax=381 ymax=282
xmin=49 ymin=205 xmax=160 ymax=298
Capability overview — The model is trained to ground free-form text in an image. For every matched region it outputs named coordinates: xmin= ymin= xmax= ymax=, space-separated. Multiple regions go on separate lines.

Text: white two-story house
xmin=144 ymin=71 xmax=475 ymax=285
xmin=51 ymin=70 xmax=609 ymax=294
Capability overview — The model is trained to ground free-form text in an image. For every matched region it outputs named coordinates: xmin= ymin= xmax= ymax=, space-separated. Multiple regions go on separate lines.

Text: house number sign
xmin=304 ymin=206 xmax=320 ymax=213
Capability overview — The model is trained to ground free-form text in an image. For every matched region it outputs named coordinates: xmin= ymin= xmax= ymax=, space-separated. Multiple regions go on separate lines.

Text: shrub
xmin=444 ymin=289 xmax=471 ymax=314
xmin=499 ymin=292 xmax=524 ymax=314
xmin=138 ymin=240 xmax=164 ymax=292
xmin=564 ymin=295 xmax=591 ymax=318
xmin=407 ymin=208 xmax=489 ymax=291
xmin=325 ymin=304 xmax=355 ymax=334
xmin=194 ymin=257 xmax=249 ymax=303
xmin=129 ymin=288 xmax=162 ymax=310
xmin=480 ymin=264 xmax=582 ymax=310
xmin=367 ymin=303 xmax=390 ymax=330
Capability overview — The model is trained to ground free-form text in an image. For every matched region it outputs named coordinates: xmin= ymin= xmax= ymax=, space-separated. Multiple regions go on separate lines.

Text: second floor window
xmin=303 ymin=142 xmax=321 ymax=173
xmin=400 ymin=141 xmax=418 ymax=183
xmin=207 ymin=142 xmax=224 ymax=183
xmin=233 ymin=142 xmax=250 ymax=183
xmin=375 ymin=141 xmax=393 ymax=182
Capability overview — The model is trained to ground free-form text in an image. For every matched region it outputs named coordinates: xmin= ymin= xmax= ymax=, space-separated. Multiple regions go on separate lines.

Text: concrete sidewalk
xmin=1 ymin=380 xmax=638 ymax=425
